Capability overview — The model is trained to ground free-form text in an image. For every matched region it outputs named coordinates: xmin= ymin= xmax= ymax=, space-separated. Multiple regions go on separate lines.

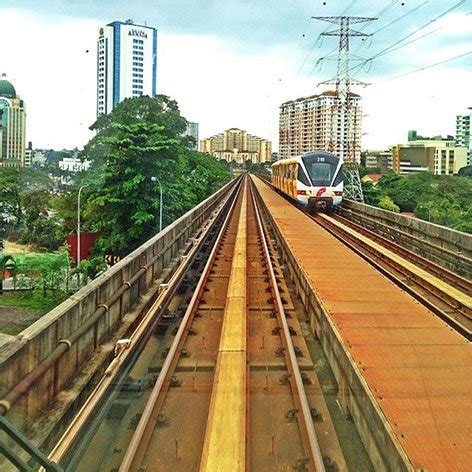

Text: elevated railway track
xmin=1 ymin=174 xmax=470 ymax=472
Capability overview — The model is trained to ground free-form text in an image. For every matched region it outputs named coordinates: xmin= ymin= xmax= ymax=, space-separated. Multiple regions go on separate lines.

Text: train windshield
xmin=302 ymin=154 xmax=339 ymax=186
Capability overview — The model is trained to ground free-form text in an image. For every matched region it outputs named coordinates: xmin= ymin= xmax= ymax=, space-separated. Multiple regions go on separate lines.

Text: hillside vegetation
xmin=362 ymin=172 xmax=472 ymax=233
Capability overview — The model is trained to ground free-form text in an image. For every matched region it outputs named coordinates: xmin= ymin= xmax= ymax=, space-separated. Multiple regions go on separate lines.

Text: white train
xmin=271 ymin=151 xmax=343 ymax=214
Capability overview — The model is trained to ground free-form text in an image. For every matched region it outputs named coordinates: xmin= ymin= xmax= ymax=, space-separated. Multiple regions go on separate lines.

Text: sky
xmin=0 ymin=0 xmax=471 ymax=151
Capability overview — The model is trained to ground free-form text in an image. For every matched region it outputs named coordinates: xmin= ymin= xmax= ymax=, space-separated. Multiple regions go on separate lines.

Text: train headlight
xmin=297 ymin=190 xmax=309 ymax=196
xmin=334 ymin=191 xmax=344 ymax=196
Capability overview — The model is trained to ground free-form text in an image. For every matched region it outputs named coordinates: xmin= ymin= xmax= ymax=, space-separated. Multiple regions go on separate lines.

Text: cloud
xmin=0 ymin=3 xmax=470 ymax=153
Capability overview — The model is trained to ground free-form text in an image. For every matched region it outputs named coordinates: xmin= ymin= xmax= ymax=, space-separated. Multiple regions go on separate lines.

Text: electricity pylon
xmin=312 ymin=16 xmax=377 ymax=202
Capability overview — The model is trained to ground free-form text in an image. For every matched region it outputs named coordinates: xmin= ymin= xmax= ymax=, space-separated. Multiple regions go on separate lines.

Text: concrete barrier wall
xmin=0 ymin=179 xmax=235 ymax=423
xmin=341 ymin=200 xmax=471 ymax=277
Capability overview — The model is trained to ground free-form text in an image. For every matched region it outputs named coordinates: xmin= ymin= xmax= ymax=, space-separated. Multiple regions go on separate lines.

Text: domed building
xmin=0 ymin=74 xmax=26 ymax=167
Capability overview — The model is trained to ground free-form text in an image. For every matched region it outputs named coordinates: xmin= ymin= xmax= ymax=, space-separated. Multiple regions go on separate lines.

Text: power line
xmin=377 ymin=50 xmax=472 ymax=82
xmin=320 ymin=0 xmax=468 ymax=83
xmin=363 ymin=0 xmax=466 ymax=62
xmin=296 ymin=0 xmax=359 ymax=76
xmin=352 ymin=0 xmax=430 ymax=55
xmin=309 ymin=0 xmax=399 ymax=76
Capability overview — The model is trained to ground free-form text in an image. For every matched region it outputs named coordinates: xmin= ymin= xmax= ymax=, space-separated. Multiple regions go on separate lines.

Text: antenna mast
xmin=313 ymin=16 xmax=377 ymax=202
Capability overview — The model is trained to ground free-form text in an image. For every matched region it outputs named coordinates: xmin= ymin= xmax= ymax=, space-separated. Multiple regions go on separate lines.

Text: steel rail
xmin=338 ymin=206 xmax=472 ymax=278
xmin=334 ymin=212 xmax=472 ymax=293
xmin=250 ymin=181 xmax=326 ymax=472
xmin=256 ymin=177 xmax=471 ymax=339
xmin=118 ymin=179 xmax=244 ymax=472
xmin=312 ymin=213 xmax=471 ymax=340
xmin=45 ymin=183 xmax=239 ymax=467
xmin=0 ymin=192 xmax=235 ymax=417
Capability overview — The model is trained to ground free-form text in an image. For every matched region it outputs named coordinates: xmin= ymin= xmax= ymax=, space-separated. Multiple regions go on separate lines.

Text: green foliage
xmin=378 ymin=195 xmax=400 ymax=213
xmin=366 ymin=172 xmax=472 ymax=233
xmin=14 ymin=252 xmax=70 ymax=302
xmin=81 ymin=95 xmax=231 ymax=256
xmin=361 ymin=181 xmax=381 ymax=206
xmin=457 ymin=165 xmax=472 ymax=176
xmin=359 ymin=165 xmax=381 ymax=178
xmin=2 ymin=95 xmax=231 ymax=266
xmin=243 ymin=160 xmax=271 ymax=175
xmin=0 ymin=290 xmax=59 ymax=312
xmin=0 ymin=167 xmax=53 ymax=231
xmin=84 ymin=120 xmax=181 ymax=255
xmin=75 ymin=255 xmax=107 ymax=284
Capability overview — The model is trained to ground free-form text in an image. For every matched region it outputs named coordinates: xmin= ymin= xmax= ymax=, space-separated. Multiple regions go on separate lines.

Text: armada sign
xmin=128 ymin=29 xmax=148 ymax=38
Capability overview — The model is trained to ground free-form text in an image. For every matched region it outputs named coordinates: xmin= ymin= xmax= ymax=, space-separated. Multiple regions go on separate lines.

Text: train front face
xmin=299 ymin=151 xmax=343 ymax=213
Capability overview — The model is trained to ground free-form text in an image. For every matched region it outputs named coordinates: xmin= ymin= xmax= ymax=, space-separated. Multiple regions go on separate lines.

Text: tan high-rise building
xmin=279 ymin=90 xmax=362 ymax=162
xmin=200 ymin=128 xmax=272 ymax=164
xmin=0 ymin=74 xmax=26 ymax=168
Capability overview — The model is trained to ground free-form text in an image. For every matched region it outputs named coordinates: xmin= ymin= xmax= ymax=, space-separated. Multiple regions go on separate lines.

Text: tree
xmin=378 ymin=195 xmax=400 ymax=213
xmin=428 ymin=194 xmax=463 ymax=227
xmin=458 ymin=165 xmax=472 ymax=177
xmin=85 ymin=121 xmax=180 ymax=255
xmin=452 ymin=206 xmax=472 ymax=233
xmin=14 ymin=253 xmax=70 ymax=300
xmin=0 ymin=168 xmax=52 ymax=226
xmin=361 ymin=181 xmax=381 ymax=206
xmin=80 ymin=95 xmax=231 ymax=257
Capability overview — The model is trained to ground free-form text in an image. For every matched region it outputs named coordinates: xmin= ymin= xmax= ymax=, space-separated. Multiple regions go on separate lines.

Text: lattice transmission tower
xmin=312 ymin=16 xmax=377 ymax=202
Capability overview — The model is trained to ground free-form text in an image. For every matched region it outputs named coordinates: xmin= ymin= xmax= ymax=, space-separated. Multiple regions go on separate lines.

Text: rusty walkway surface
xmin=252 ymin=176 xmax=472 ymax=472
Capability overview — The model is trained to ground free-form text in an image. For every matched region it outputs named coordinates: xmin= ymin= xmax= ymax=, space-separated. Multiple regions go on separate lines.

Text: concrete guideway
xmin=105 ymin=175 xmax=340 ymax=471
xmin=251 ymin=175 xmax=472 ymax=472
xmin=315 ymin=213 xmax=472 ymax=338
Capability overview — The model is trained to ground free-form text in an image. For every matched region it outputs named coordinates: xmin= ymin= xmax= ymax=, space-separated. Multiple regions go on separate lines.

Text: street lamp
xmin=151 ymin=177 xmax=163 ymax=232
xmin=77 ymin=184 xmax=89 ymax=269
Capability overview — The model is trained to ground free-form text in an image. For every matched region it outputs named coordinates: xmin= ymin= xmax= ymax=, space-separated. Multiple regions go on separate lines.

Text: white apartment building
xmin=97 ymin=20 xmax=158 ymax=116
xmin=279 ymin=90 xmax=362 ymax=162
xmin=456 ymin=112 xmax=471 ymax=165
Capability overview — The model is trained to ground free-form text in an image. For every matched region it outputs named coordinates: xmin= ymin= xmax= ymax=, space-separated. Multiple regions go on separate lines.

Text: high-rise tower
xmin=456 ymin=111 xmax=471 ymax=165
xmin=0 ymin=74 xmax=26 ymax=168
xmin=97 ymin=20 xmax=158 ymax=116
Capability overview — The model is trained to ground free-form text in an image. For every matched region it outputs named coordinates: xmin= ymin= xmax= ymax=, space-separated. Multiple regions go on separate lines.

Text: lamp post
xmin=151 ymin=177 xmax=163 ymax=232
xmin=77 ymin=184 xmax=89 ymax=272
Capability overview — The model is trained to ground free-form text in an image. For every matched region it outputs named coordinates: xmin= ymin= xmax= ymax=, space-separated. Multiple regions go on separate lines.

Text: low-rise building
xmin=361 ymin=174 xmax=382 ymax=186
xmin=392 ymin=132 xmax=467 ymax=175
xmin=364 ymin=149 xmax=393 ymax=173
xmin=200 ymin=128 xmax=271 ymax=164
xmin=58 ymin=156 xmax=91 ymax=185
